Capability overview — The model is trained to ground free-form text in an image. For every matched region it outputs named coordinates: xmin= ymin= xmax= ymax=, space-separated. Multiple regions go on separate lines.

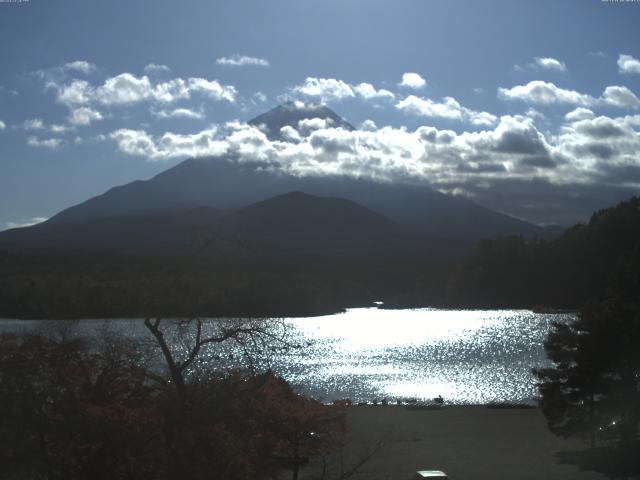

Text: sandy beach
xmin=302 ymin=405 xmax=607 ymax=480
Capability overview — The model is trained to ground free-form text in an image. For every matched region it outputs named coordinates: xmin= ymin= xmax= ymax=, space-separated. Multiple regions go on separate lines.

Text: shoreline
xmin=0 ymin=304 xmax=577 ymax=321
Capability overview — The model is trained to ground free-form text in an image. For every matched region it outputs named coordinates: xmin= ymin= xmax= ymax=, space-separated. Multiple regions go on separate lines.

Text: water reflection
xmin=278 ymin=308 xmax=572 ymax=404
xmin=0 ymin=308 xmax=573 ymax=404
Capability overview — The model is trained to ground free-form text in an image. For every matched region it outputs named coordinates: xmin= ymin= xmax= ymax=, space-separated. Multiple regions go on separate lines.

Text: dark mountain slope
xmin=217 ymin=191 xmax=401 ymax=242
xmin=0 ymin=207 xmax=221 ymax=254
xmin=42 ymin=156 xmax=549 ymax=241
xmin=0 ymin=192 xmax=407 ymax=255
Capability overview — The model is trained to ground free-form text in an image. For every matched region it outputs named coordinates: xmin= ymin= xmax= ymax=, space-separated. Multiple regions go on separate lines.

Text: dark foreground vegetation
xmin=1 ymin=197 xmax=639 ymax=318
xmin=534 ymin=273 xmax=640 ymax=477
xmin=0 ymin=318 xmax=365 ymax=480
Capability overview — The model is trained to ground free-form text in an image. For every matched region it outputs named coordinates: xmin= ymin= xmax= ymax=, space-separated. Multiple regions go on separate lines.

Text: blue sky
xmin=1 ymin=0 xmax=640 ymax=228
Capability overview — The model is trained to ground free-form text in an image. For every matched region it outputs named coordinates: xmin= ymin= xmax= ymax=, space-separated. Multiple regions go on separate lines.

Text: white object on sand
xmin=412 ymin=471 xmax=448 ymax=479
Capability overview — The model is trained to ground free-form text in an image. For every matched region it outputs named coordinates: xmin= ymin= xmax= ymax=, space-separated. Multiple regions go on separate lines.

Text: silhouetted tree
xmin=248 ymin=374 xmax=346 ymax=480
xmin=0 ymin=329 xmax=162 ymax=480
xmin=535 ymin=295 xmax=640 ymax=477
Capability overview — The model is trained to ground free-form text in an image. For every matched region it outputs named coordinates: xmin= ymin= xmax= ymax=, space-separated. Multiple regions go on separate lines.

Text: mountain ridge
xmin=2 ymin=103 xmax=562 ymax=254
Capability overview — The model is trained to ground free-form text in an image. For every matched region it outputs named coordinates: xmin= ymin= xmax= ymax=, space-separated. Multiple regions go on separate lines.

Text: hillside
xmin=446 ymin=197 xmax=640 ymax=308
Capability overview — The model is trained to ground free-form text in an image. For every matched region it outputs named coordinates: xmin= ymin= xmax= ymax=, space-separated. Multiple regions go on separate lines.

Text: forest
xmin=1 ymin=197 xmax=638 ymax=318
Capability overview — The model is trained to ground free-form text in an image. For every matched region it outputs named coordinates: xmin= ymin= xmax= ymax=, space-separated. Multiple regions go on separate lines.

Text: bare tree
xmin=143 ymin=316 xmax=291 ymax=402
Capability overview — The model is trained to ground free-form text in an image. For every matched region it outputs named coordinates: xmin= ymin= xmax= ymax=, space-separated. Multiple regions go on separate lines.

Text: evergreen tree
xmin=535 ymin=295 xmax=640 ymax=477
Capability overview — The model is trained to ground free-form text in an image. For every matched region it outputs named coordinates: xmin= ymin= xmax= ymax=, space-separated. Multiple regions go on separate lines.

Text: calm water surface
xmin=0 ymin=308 xmax=573 ymax=404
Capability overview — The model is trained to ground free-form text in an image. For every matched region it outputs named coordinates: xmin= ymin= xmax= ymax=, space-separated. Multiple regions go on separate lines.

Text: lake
xmin=0 ymin=307 xmax=572 ymax=404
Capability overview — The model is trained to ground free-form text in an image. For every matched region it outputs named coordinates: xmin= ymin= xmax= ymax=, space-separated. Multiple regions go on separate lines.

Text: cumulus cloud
xmin=360 ymin=119 xmax=377 ymax=131
xmin=554 ymin=114 xmax=640 ymax=189
xmin=186 ymin=78 xmax=237 ymax=102
xmin=396 ymin=95 xmax=498 ymax=126
xmin=53 ymin=79 xmax=93 ymax=105
xmin=0 ymin=120 xmax=5 ymax=130
xmin=50 ymin=124 xmax=74 ymax=133
xmin=280 ymin=125 xmax=302 ymax=143
xmin=68 ymin=107 xmax=103 ymax=126
xmin=601 ymin=85 xmax=640 ymax=109
xmin=109 ymin=126 xmax=227 ymax=160
xmin=27 ymin=136 xmax=64 ymax=149
xmin=353 ymin=83 xmax=395 ymax=100
xmin=151 ymin=107 xmax=205 ymax=120
xmin=4 ymin=217 xmax=48 ymax=230
xmin=63 ymin=60 xmax=96 ymax=75
xmin=570 ymin=116 xmax=629 ymax=139
xmin=22 ymin=118 xmax=45 ymax=130
xmin=97 ymin=74 xmax=156 ymax=104
xmin=144 ymin=63 xmax=171 ymax=75
xmin=499 ymin=80 xmax=640 ymax=110
xmin=533 ymin=57 xmax=567 ymax=72
xmin=524 ymin=108 xmax=545 ymax=120
xmin=618 ymin=54 xmax=640 ymax=74
xmin=109 ymin=115 xmax=549 ymax=184
xmin=565 ymin=107 xmax=595 ymax=121
xmin=296 ymin=117 xmax=336 ymax=136
xmin=288 ymin=77 xmax=396 ymax=104
xmin=50 ymin=73 xmax=237 ymax=107
xmin=290 ymin=77 xmax=356 ymax=102
xmin=399 ymin=72 xmax=427 ymax=90
xmin=216 ymin=55 xmax=270 ymax=67
xmin=514 ymin=57 xmax=567 ymax=73
xmin=498 ymin=81 xmax=593 ymax=105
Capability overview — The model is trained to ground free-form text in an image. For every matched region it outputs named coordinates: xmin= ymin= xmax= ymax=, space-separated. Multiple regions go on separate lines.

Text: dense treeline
xmin=0 ymin=197 xmax=638 ymax=318
xmin=448 ymin=197 xmax=640 ymax=308
xmin=0 ymin=252 xmax=446 ymax=319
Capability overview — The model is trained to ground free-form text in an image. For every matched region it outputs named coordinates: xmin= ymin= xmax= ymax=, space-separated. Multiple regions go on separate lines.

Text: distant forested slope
xmin=446 ymin=197 xmax=640 ymax=308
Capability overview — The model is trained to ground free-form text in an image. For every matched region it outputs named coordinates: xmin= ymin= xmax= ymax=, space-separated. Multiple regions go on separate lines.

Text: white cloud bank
xmin=499 ymin=80 xmax=640 ymax=109
xmin=51 ymin=73 xmax=237 ymax=107
xmin=107 ymin=103 xmax=640 ymax=199
xmin=396 ymin=95 xmax=498 ymax=126
xmin=109 ymin=126 xmax=227 ymax=160
xmin=499 ymin=81 xmax=593 ymax=105
xmin=151 ymin=107 xmax=205 ymax=120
